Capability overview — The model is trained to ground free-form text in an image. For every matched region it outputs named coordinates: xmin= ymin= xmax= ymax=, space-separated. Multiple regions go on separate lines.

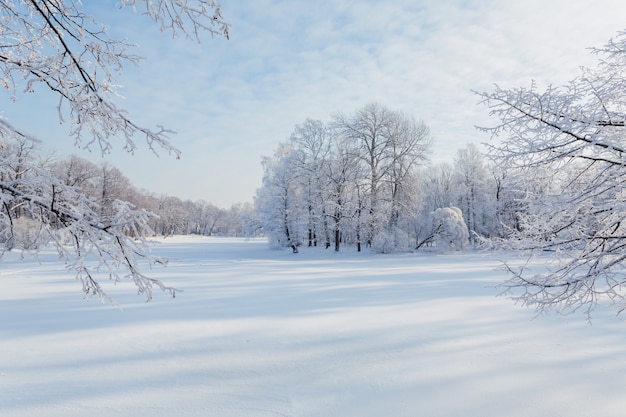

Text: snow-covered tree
xmin=431 ymin=207 xmax=469 ymax=251
xmin=95 ymin=163 xmax=136 ymax=224
xmin=477 ymin=29 xmax=626 ymax=316
xmin=0 ymin=1 xmax=228 ymax=155
xmin=187 ymin=200 xmax=225 ymax=236
xmin=333 ymin=103 xmax=431 ymax=251
xmin=153 ymin=195 xmax=186 ymax=236
xmin=255 ymin=105 xmax=430 ymax=253
xmin=0 ymin=136 xmax=170 ymax=302
xmin=52 ymin=155 xmax=100 ymax=190
xmin=0 ymin=1 xmax=229 ymax=302
xmin=452 ymin=144 xmax=498 ymax=241
xmin=417 ymin=163 xmax=454 ymax=211
xmin=289 ymin=119 xmax=331 ymax=248
xmin=222 ymin=202 xmax=257 ymax=237
xmin=324 ymin=133 xmax=359 ymax=252
xmin=256 ymin=143 xmax=304 ymax=252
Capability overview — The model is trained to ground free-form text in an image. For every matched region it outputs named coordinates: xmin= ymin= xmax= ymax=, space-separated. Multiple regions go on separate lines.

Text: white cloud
xmin=1 ymin=0 xmax=625 ymax=206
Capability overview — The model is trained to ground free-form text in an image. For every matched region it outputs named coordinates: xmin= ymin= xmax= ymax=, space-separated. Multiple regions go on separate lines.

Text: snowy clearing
xmin=2 ymin=236 xmax=626 ymax=417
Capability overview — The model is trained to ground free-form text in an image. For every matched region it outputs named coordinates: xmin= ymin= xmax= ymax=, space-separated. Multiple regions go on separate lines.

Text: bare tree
xmin=477 ymin=29 xmax=626 ymax=317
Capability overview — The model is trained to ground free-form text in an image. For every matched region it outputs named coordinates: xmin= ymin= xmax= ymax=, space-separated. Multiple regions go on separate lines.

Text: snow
xmin=432 ymin=207 xmax=469 ymax=250
xmin=2 ymin=236 xmax=626 ymax=416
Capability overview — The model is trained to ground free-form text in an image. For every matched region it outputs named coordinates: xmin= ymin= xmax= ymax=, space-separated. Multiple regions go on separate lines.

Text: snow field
xmin=2 ymin=236 xmax=626 ymax=416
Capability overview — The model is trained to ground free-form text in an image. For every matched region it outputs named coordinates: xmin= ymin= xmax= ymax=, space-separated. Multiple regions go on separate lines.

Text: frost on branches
xmin=0 ymin=0 xmax=228 ymax=156
xmin=0 ymin=1 xmax=229 ymax=302
xmin=0 ymin=133 xmax=175 ymax=303
xmin=255 ymin=104 xmax=432 ymax=254
xmin=477 ymin=29 xmax=626 ymax=317
xmin=431 ymin=207 xmax=469 ymax=251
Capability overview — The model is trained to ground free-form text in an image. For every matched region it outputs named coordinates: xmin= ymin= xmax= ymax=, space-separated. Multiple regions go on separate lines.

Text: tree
xmin=188 ymin=200 xmax=225 ymax=236
xmin=324 ymin=133 xmax=358 ymax=252
xmin=431 ymin=207 xmax=469 ymax=251
xmin=289 ymin=119 xmax=331 ymax=248
xmin=384 ymin=110 xmax=431 ymax=232
xmin=333 ymin=103 xmax=431 ymax=251
xmin=96 ymin=163 xmax=136 ymax=224
xmin=419 ymin=163 xmax=455 ymax=213
xmin=0 ymin=1 xmax=229 ymax=302
xmin=0 ymin=1 xmax=228 ymax=154
xmin=51 ymin=155 xmax=100 ymax=190
xmin=413 ymin=163 xmax=454 ymax=249
xmin=477 ymin=29 xmax=626 ymax=316
xmin=0 ymin=136 xmax=167 ymax=302
xmin=154 ymin=195 xmax=186 ymax=236
xmin=256 ymin=143 xmax=303 ymax=253
xmin=453 ymin=144 xmax=496 ymax=242
xmin=222 ymin=202 xmax=256 ymax=237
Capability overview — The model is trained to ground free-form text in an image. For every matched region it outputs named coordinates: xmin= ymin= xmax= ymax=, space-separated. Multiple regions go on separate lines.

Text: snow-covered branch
xmin=0 ymin=0 xmax=228 ymax=156
xmin=0 ymin=140 xmax=176 ymax=302
xmin=479 ymin=29 xmax=626 ymax=316
xmin=0 ymin=0 xmax=228 ymax=302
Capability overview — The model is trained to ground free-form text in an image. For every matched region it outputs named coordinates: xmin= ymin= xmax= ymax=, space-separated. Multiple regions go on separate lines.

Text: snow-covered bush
xmin=432 ymin=207 xmax=469 ymax=251
xmin=372 ymin=226 xmax=410 ymax=253
xmin=10 ymin=217 xmax=48 ymax=250
xmin=372 ymin=229 xmax=394 ymax=253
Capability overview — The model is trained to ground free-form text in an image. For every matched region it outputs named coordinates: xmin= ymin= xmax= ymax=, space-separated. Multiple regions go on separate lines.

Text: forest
xmin=254 ymin=103 xmax=511 ymax=254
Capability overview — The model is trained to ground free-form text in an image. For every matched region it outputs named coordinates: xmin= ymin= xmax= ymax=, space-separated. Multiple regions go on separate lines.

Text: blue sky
xmin=2 ymin=0 xmax=625 ymax=207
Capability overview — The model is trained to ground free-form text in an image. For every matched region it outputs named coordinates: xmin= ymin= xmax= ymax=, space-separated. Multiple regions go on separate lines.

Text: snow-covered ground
xmin=2 ymin=236 xmax=626 ymax=417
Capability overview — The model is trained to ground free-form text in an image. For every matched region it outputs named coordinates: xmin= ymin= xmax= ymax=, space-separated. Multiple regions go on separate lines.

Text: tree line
xmin=253 ymin=102 xmax=525 ymax=253
xmin=0 ymin=136 xmax=256 ymax=252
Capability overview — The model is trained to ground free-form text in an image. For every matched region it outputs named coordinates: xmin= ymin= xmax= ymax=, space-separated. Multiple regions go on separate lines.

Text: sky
xmin=2 ymin=0 xmax=626 ymax=208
